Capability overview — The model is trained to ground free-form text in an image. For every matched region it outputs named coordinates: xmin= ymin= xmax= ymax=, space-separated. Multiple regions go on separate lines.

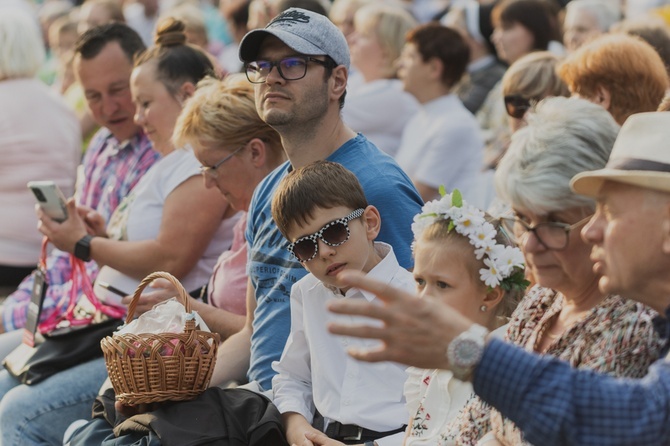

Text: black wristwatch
xmin=74 ymin=235 xmax=94 ymax=261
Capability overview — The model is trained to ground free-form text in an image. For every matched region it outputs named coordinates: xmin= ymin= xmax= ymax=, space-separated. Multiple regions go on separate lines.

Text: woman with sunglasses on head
xmin=448 ymin=96 xmax=665 ymax=445
xmin=475 ymin=51 xmax=568 ymax=211
xmin=476 ymin=0 xmax=562 ymax=187
xmin=500 ymin=51 xmax=568 ymax=135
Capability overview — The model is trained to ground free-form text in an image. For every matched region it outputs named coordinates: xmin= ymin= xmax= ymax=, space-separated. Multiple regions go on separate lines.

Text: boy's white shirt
xmin=271 ymin=242 xmax=415 ymax=446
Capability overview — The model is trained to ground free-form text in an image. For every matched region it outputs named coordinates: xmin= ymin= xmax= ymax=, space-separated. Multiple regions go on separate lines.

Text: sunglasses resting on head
xmin=504 ymin=94 xmax=535 ymax=119
xmin=287 ymin=208 xmax=364 ymax=263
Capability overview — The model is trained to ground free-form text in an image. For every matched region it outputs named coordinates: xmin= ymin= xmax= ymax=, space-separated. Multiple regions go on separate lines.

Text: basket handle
xmin=124 ymin=271 xmax=191 ymax=324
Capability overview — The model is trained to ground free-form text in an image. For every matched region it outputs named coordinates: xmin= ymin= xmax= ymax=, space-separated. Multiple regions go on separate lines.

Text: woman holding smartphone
xmin=0 ymin=18 xmax=238 ymax=446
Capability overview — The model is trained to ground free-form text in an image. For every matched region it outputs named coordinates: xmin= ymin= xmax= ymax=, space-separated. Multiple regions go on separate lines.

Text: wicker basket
xmin=101 ymin=271 xmax=220 ymax=405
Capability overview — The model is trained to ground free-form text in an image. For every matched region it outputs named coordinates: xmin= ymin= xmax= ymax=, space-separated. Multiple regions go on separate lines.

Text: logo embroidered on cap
xmin=268 ymin=10 xmax=311 ymax=28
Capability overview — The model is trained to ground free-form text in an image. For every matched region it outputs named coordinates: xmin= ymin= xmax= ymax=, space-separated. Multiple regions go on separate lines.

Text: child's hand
xmin=303 ymin=431 xmax=347 ymax=446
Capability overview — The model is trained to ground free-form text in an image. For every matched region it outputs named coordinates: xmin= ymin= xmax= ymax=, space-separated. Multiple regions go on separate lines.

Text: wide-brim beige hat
xmin=571 ymin=112 xmax=670 ymax=197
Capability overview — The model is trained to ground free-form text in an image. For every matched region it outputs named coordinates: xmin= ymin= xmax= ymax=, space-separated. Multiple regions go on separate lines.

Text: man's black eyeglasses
xmin=245 ymin=56 xmax=333 ymax=84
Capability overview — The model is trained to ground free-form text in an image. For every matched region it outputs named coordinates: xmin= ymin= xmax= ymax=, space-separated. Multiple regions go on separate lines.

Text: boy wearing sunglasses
xmin=270 ymin=161 xmax=414 ymax=446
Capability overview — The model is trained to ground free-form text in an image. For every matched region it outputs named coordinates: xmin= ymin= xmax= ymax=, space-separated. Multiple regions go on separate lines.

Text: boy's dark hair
xmin=272 ymin=160 xmax=368 ymax=239
xmin=75 ymin=22 xmax=146 ymax=62
xmin=406 ymin=23 xmax=470 ymax=89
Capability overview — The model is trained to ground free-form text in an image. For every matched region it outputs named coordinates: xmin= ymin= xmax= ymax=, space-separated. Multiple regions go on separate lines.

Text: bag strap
xmin=38 ymin=248 xmax=125 ymax=334
xmin=74 ymin=255 xmax=125 ymax=320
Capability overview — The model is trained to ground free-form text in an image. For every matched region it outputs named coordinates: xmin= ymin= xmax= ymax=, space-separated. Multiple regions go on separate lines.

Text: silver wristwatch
xmin=446 ymin=323 xmax=489 ymax=381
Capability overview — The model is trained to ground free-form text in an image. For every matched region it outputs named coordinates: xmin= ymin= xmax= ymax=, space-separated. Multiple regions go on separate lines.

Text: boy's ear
xmin=427 ymin=56 xmax=444 ymax=83
xmin=362 ymin=205 xmax=382 ymax=241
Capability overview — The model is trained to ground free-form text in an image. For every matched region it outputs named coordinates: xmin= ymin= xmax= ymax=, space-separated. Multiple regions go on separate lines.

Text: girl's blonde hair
xmin=417 ymin=217 xmax=523 ymax=326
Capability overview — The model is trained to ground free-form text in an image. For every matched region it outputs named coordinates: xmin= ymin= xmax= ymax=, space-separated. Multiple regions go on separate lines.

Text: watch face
xmin=453 ymin=338 xmax=482 ymax=368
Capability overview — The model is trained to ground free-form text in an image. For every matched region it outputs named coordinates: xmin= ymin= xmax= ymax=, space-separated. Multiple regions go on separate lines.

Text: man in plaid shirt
xmin=1 ymin=23 xmax=159 ymax=335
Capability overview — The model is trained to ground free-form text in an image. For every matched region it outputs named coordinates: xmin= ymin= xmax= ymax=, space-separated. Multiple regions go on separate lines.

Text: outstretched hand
xmin=327 ymin=270 xmax=473 ymax=370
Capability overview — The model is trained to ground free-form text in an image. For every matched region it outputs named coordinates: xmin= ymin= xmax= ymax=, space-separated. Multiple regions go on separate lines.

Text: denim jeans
xmin=0 ymin=357 xmax=107 ymax=446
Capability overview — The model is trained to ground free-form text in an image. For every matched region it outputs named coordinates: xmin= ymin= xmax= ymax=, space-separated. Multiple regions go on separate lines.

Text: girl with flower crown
xmin=402 ymin=190 xmax=527 ymax=446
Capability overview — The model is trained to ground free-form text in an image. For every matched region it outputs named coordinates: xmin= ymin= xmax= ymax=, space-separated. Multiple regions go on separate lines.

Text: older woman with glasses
xmin=447 ymin=96 xmax=665 ymax=445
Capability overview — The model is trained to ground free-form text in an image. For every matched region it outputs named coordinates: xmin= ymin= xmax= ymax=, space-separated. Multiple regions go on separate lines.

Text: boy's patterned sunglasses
xmin=287 ymin=208 xmax=365 ymax=263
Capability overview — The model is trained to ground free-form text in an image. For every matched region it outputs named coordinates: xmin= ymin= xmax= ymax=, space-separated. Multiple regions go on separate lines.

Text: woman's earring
xmin=479 ymin=305 xmax=487 ymax=312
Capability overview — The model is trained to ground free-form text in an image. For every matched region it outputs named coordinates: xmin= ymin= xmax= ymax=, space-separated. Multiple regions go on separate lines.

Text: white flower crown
xmin=412 ymin=188 xmax=529 ymax=291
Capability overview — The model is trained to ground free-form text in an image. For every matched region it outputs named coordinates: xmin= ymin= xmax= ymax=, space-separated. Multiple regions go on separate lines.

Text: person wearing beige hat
xmin=320 ymin=111 xmax=670 ymax=445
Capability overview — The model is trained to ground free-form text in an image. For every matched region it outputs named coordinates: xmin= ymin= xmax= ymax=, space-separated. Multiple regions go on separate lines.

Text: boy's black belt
xmin=324 ymin=421 xmax=406 ymax=443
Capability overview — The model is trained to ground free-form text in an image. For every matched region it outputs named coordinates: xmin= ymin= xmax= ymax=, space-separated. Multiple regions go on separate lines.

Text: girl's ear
xmin=482 ymin=286 xmax=504 ymax=312
xmin=177 ymin=81 xmax=196 ymax=104
xmin=362 ymin=205 xmax=382 ymax=241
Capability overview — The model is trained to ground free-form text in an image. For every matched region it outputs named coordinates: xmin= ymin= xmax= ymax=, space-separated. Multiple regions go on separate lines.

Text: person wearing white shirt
xmin=270 ymin=161 xmax=414 ymax=446
xmin=395 ymin=23 xmax=484 ymax=204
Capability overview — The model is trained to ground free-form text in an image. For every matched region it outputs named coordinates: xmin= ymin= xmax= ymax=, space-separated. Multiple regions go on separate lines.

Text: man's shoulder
xmin=331 ymin=135 xmax=406 ymax=178
xmin=247 ymin=161 xmax=291 ymax=218
xmin=253 ymin=161 xmax=291 ymax=202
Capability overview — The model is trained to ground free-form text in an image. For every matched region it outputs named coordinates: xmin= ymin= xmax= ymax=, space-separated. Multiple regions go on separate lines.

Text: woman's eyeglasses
xmin=199 ymin=144 xmax=246 ymax=179
xmin=288 ymin=209 xmax=364 ymax=263
xmin=504 ymin=95 xmax=533 ymax=119
xmin=500 ymin=214 xmax=593 ymax=250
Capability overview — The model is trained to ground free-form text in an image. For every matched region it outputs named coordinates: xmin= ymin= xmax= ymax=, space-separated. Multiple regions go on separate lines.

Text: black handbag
xmin=2 ymin=240 xmax=126 ymax=385
xmin=3 ymin=317 xmax=123 ymax=385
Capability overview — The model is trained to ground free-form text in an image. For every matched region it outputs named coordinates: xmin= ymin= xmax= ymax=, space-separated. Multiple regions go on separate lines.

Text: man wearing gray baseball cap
xmin=325 ymin=111 xmax=670 ymax=445
xmin=239 ymin=7 xmax=351 ymax=72
xmin=211 ymin=7 xmax=423 ymax=446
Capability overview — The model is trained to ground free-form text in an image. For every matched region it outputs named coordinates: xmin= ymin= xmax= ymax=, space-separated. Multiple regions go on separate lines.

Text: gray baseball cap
xmin=238 ymin=8 xmax=350 ymax=70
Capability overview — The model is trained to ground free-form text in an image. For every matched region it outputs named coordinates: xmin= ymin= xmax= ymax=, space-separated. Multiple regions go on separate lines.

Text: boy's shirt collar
xmin=311 ymin=242 xmax=400 ymax=301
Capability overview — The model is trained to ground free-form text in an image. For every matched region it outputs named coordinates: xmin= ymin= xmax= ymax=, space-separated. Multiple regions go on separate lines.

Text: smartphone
xmin=97 ymin=281 xmax=130 ymax=298
xmin=27 ymin=181 xmax=68 ymax=223
xmin=23 ymin=267 xmax=48 ymax=347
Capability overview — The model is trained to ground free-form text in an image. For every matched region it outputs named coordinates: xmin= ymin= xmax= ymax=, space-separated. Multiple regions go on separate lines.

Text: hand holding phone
xmin=27 ymin=181 xmax=68 ymax=223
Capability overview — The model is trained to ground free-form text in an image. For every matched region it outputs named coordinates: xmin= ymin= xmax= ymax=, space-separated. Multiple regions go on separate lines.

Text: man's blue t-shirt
xmin=245 ymin=134 xmax=423 ymax=390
